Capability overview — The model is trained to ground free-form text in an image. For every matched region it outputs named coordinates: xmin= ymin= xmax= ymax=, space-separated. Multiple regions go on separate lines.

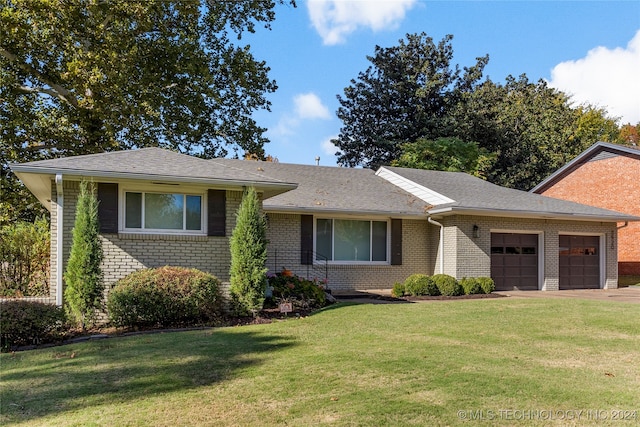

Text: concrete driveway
xmin=494 ymin=286 xmax=640 ymax=303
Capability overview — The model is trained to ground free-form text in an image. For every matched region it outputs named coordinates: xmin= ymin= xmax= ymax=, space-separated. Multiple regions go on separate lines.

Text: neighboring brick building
xmin=10 ymin=147 xmax=638 ymax=308
xmin=532 ymin=142 xmax=640 ymax=276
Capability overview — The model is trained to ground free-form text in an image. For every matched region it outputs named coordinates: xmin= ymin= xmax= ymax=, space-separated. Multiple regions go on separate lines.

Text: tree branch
xmin=0 ymin=48 xmax=79 ymax=108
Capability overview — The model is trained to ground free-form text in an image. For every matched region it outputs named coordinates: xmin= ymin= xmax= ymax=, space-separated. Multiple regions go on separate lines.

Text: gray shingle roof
xmin=210 ymin=159 xmax=429 ymax=217
xmin=12 ymin=147 xmax=637 ymax=222
xmin=11 ymin=147 xmax=294 ymax=186
xmin=10 ymin=148 xmax=297 ymax=209
xmin=383 ymin=166 xmax=638 ymax=221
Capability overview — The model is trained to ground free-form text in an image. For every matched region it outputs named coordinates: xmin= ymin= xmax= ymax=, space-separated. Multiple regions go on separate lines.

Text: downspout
xmin=617 ymin=221 xmax=629 ymax=230
xmin=428 ymin=216 xmax=444 ymax=274
xmin=55 ymin=174 xmax=64 ymax=307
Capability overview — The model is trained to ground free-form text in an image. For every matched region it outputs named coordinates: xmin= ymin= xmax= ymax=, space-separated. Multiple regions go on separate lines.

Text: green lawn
xmin=619 ymin=275 xmax=640 ymax=287
xmin=2 ymin=298 xmax=639 ymax=426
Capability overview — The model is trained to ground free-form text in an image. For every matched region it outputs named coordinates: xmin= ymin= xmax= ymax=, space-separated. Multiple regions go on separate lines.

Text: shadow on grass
xmin=0 ymin=328 xmax=296 ymax=423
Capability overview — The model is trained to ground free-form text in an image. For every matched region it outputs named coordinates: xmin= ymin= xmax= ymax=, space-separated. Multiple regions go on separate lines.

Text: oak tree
xmin=1 ymin=0 xmax=294 ymax=223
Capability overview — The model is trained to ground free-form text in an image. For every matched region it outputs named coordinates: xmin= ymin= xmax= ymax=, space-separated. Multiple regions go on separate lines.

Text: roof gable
xmin=531 ymin=141 xmax=640 ymax=193
xmin=383 ymin=166 xmax=639 ymax=222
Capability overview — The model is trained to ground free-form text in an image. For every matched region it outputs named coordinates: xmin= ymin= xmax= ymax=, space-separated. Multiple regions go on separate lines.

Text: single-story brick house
xmin=11 ymin=147 xmax=638 ymax=305
xmin=531 ymin=141 xmax=640 ymax=275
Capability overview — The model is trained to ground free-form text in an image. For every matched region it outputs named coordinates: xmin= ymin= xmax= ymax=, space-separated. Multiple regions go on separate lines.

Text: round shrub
xmin=476 ymin=277 xmax=496 ymax=294
xmin=107 ymin=266 xmax=223 ymax=328
xmin=459 ymin=277 xmax=482 ymax=295
xmin=1 ymin=301 xmax=67 ymax=350
xmin=432 ymin=274 xmax=463 ymax=296
xmin=391 ymin=282 xmax=405 ymax=297
xmin=404 ymin=274 xmax=439 ymax=296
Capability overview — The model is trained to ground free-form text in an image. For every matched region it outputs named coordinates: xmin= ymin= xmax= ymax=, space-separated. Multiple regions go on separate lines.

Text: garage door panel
xmin=491 ymin=233 xmax=539 ymax=291
xmin=520 ymin=257 xmax=537 ymax=267
xmin=559 ymin=235 xmax=600 ymax=289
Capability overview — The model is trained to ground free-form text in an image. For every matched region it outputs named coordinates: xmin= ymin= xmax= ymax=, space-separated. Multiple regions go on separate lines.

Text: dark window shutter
xmin=391 ymin=219 xmax=402 ymax=265
xmin=208 ymin=190 xmax=226 ymax=236
xmin=97 ymin=183 xmax=118 ymax=233
xmin=300 ymin=215 xmax=313 ymax=265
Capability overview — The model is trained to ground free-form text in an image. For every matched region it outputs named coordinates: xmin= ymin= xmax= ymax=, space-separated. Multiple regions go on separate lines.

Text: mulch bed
xmin=6 ymin=294 xmax=504 ymax=352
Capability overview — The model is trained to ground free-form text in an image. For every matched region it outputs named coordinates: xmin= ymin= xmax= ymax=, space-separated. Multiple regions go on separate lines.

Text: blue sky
xmin=247 ymin=1 xmax=640 ymax=166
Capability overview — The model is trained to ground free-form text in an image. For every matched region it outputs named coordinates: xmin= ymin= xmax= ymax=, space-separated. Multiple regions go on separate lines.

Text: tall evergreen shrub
xmin=229 ymin=187 xmax=268 ymax=316
xmin=64 ymin=180 xmax=103 ymax=329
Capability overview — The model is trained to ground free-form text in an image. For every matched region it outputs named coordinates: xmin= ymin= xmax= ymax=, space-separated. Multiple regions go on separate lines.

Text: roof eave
xmin=11 ymin=166 xmax=297 ymax=210
xmin=427 ymin=206 xmax=639 ymax=222
xmin=263 ymin=204 xmax=426 ymax=219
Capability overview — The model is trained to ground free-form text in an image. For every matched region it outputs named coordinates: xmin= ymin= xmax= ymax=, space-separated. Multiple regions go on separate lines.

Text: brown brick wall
xmin=540 ymin=155 xmax=640 ymax=274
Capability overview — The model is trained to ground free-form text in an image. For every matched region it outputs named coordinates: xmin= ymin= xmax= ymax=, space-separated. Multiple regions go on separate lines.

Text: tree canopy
xmin=332 ymin=33 xmax=489 ymax=169
xmin=333 ymin=33 xmax=628 ymax=190
xmin=1 ymin=0 xmax=294 ymax=224
xmin=454 ymin=75 xmax=623 ymax=189
xmin=392 ymin=137 xmax=495 ymax=178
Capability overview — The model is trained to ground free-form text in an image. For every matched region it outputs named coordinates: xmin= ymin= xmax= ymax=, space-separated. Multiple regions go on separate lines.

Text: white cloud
xmin=321 ymin=135 xmax=339 ymax=156
xmin=308 ymin=0 xmax=417 ymax=45
xmin=271 ymin=92 xmax=331 ymax=136
xmin=548 ymin=30 xmax=640 ymax=124
xmin=294 ymin=93 xmax=331 ymax=119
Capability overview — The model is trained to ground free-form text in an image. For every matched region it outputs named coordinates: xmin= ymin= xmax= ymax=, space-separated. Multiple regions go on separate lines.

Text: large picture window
xmin=124 ymin=191 xmax=203 ymax=232
xmin=316 ymin=218 xmax=388 ymax=262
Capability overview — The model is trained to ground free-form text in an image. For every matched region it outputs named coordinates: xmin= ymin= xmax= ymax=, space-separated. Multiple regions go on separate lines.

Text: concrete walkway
xmin=333 ymin=287 xmax=640 ymax=304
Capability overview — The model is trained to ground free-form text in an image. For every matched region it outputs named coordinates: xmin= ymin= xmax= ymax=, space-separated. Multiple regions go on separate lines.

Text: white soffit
xmin=376 ymin=167 xmax=455 ymax=206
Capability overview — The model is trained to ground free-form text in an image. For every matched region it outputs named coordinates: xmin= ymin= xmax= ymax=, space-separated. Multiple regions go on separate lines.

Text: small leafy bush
xmin=404 ymin=274 xmax=439 ymax=296
xmin=476 ymin=277 xmax=495 ymax=294
xmin=0 ymin=218 xmax=50 ymax=297
xmin=391 ymin=282 xmax=405 ymax=297
xmin=0 ymin=301 xmax=67 ymax=351
xmin=459 ymin=277 xmax=482 ymax=295
xmin=432 ymin=274 xmax=463 ymax=296
xmin=107 ymin=266 xmax=223 ymax=328
xmin=266 ymin=269 xmax=327 ymax=310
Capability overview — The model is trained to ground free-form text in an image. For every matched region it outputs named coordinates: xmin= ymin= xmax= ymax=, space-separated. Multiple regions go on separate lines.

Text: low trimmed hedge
xmin=107 ymin=266 xmax=223 ymax=328
xmin=460 ymin=277 xmax=482 ymax=295
xmin=432 ymin=274 xmax=463 ymax=296
xmin=397 ymin=274 xmax=495 ymax=297
xmin=404 ymin=274 xmax=440 ymax=296
xmin=0 ymin=301 xmax=67 ymax=351
xmin=460 ymin=277 xmax=496 ymax=295
xmin=391 ymin=282 xmax=406 ymax=297
xmin=476 ymin=277 xmax=495 ymax=294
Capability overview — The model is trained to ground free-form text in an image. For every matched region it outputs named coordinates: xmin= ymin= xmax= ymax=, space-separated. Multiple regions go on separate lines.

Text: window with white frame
xmin=316 ymin=218 xmax=388 ymax=262
xmin=124 ymin=191 xmax=203 ymax=232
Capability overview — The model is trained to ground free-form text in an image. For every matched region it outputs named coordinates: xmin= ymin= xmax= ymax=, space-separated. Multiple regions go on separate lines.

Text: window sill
xmin=315 ymin=261 xmax=391 ymax=266
xmin=116 ymin=233 xmax=210 ymax=242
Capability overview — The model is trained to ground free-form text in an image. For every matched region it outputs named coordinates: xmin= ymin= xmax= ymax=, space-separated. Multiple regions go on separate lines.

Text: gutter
xmin=426 ymin=206 xmax=639 ymax=223
xmin=55 ymin=174 xmax=64 ymax=307
xmin=9 ymin=166 xmax=298 ymax=191
xmin=262 ymin=205 xmax=426 ymax=219
xmin=428 ymin=216 xmax=444 ymax=274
